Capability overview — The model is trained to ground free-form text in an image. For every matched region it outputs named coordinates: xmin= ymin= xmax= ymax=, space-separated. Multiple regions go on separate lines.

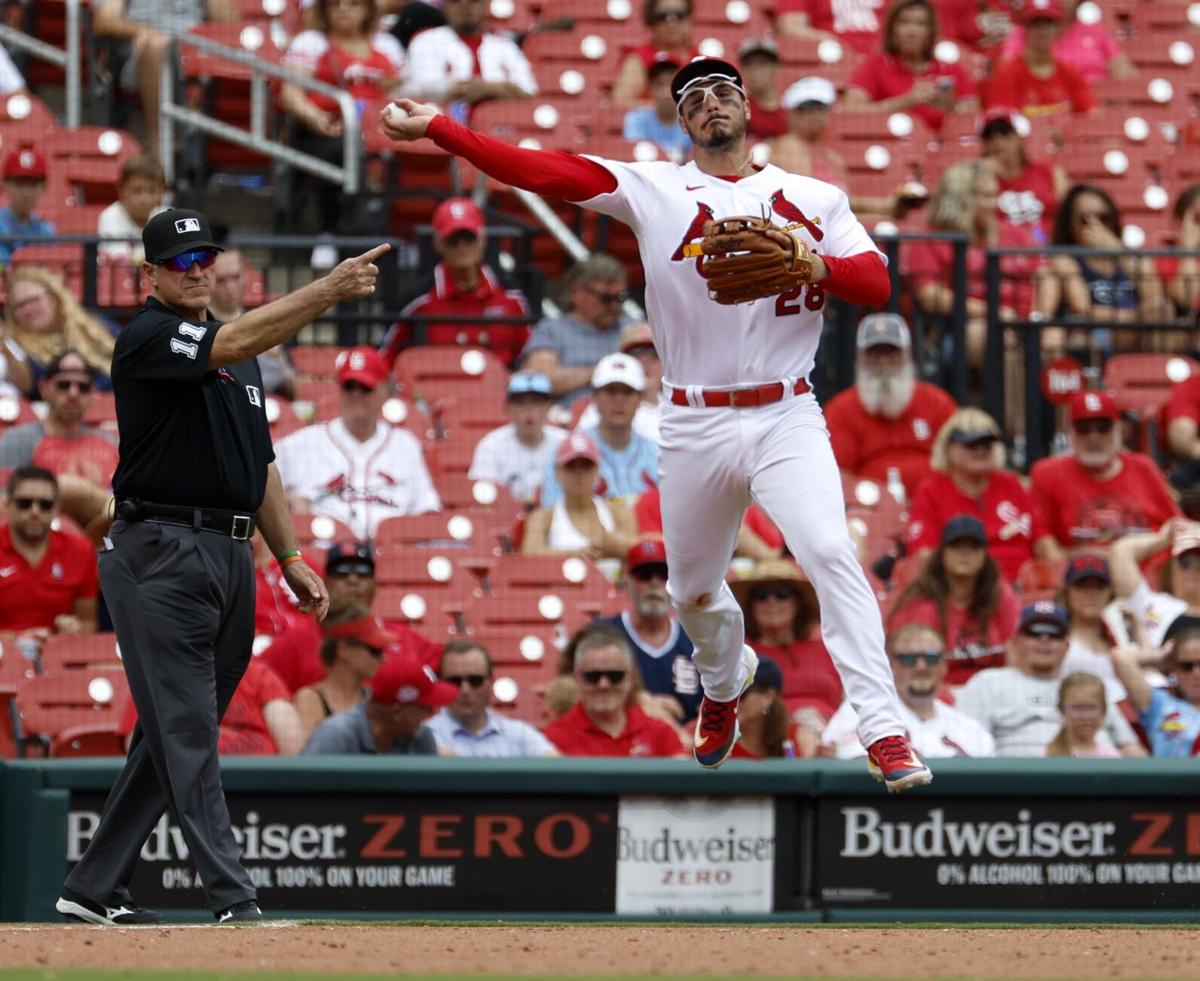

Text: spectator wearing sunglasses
xmin=1030 ymin=391 xmax=1179 ymax=549
xmin=0 ymin=350 xmax=118 ymax=489
xmin=596 ymin=539 xmax=700 ymax=724
xmin=519 ymin=254 xmax=629 ymax=407
xmin=731 ymin=559 xmax=842 ymax=724
xmin=612 ymin=0 xmax=698 ymax=108
xmin=889 ymin=515 xmax=1020 ymax=685
xmin=1106 ymin=616 xmax=1200 ymax=758
xmin=0 ymin=466 xmax=98 ymax=642
xmin=821 ymin=623 xmax=994 ymax=759
xmin=425 ymin=640 xmax=558 ymax=756
xmin=544 ymin=626 xmax=685 ymax=757
xmin=302 ymin=648 xmax=456 ymax=755
xmin=956 ymin=601 xmax=1144 ymax=757
xmin=273 ymin=346 xmax=441 ymax=539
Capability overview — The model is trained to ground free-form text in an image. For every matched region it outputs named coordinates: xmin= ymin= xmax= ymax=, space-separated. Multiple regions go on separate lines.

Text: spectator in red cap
xmin=622 ymin=56 xmax=692 ymax=160
xmin=544 ymin=625 xmax=685 ymax=756
xmin=273 ymin=346 xmax=440 ymax=538
xmin=379 ymin=197 xmax=531 ymax=367
xmin=1030 ymin=391 xmax=1179 ymax=549
xmin=260 ymin=541 xmax=442 ymax=694
xmin=596 ymin=538 xmax=700 ymax=722
xmin=999 ymin=0 xmax=1135 ymax=85
xmin=301 ymin=648 xmax=456 ymax=755
xmin=521 ymin=431 xmax=638 ymax=559
xmin=984 ymin=0 xmax=1095 ymax=118
xmin=981 ymin=110 xmax=1068 ymax=247
xmin=843 ymin=0 xmax=977 ymax=134
xmin=0 ymin=148 xmax=55 ymax=266
xmin=776 ymin=0 xmax=884 ymax=55
xmin=612 ymin=0 xmax=699 ymax=108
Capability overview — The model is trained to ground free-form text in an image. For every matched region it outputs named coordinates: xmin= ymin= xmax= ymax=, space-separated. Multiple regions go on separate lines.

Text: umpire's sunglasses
xmin=156 ymin=249 xmax=218 ymax=273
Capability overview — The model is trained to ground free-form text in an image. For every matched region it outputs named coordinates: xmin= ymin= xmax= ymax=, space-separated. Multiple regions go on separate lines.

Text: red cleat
xmin=866 ymin=735 xmax=933 ymax=793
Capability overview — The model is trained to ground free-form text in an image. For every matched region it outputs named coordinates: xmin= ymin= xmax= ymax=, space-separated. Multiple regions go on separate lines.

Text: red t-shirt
xmin=381 ymin=263 xmax=531 ymax=368
xmin=847 ymin=52 xmax=976 ymax=132
xmin=996 ymin=160 xmax=1057 ymax=244
xmin=0 ymin=525 xmax=98 ymax=631
xmin=747 ymin=99 xmax=788 ymax=140
xmin=1029 ymin=452 xmax=1181 ymax=548
xmin=984 ymin=56 xmax=1094 ymax=117
xmin=752 ymin=637 xmax=843 ymax=719
xmin=259 ymin=614 xmax=442 ymax=694
xmin=1166 ymin=376 xmax=1200 ymax=427
xmin=254 ymin=565 xmax=302 ymax=638
xmin=824 ymin=380 xmax=958 ymax=496
xmin=635 ymin=486 xmax=783 ymax=551
xmin=907 ymin=471 xmax=1049 ymax=582
xmin=309 ymin=41 xmax=399 ymax=113
xmin=889 ymin=584 xmax=1020 ymax=684
xmin=119 ymin=657 xmax=290 ymax=755
xmin=774 ymin=0 xmax=884 ymax=54
xmin=543 ymin=703 xmax=684 ymax=757
xmin=31 ymin=432 xmax=120 ymax=488
xmin=907 ymin=221 xmax=1041 ymax=316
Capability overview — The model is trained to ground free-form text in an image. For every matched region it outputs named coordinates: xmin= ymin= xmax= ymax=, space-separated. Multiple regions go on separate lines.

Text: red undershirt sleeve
xmin=426 ymin=114 xmax=618 ymax=201
xmin=819 ymin=252 xmax=891 ymax=307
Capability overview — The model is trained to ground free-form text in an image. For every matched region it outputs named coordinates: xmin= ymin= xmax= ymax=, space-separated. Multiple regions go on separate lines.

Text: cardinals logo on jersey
xmin=769 ymin=190 xmax=824 ymax=241
xmin=671 ymin=202 xmax=715 ymax=261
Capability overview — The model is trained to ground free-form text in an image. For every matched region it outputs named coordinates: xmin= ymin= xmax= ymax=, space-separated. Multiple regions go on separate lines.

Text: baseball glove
xmin=684 ymin=216 xmax=815 ymax=305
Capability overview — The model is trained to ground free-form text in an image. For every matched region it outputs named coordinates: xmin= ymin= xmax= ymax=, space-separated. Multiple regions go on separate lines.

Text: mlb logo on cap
xmin=175 ymin=217 xmax=201 ymax=234
xmin=1068 ymin=390 xmax=1118 ymax=424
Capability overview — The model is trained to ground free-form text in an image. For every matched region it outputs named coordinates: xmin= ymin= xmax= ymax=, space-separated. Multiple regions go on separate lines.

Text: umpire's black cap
xmin=142 ymin=208 xmax=223 ymax=263
xmin=671 ymin=57 xmax=746 ymax=106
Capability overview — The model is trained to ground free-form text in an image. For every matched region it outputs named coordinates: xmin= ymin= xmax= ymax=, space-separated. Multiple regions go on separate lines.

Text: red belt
xmin=668 ymin=379 xmax=810 ymax=408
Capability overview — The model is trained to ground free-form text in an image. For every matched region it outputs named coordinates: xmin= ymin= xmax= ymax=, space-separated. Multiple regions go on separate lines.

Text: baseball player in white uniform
xmin=380 ymin=58 xmax=932 ymax=791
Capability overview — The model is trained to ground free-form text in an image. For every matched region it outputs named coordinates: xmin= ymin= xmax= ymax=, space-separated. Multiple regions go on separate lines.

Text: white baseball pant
xmin=657 ymin=390 xmax=906 ymax=748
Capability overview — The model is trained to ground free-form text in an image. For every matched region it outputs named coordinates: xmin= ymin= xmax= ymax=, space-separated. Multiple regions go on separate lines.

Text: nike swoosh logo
xmin=685 ymin=184 xmax=705 ymax=191
xmin=694 ymin=735 xmax=709 ymax=748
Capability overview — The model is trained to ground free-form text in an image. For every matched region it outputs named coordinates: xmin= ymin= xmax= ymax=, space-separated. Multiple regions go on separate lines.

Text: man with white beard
xmin=824 ymin=313 xmax=957 ymax=499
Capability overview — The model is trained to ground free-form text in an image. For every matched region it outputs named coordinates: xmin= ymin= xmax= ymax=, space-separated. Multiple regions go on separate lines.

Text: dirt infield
xmin=0 ymin=924 xmax=1197 ymax=979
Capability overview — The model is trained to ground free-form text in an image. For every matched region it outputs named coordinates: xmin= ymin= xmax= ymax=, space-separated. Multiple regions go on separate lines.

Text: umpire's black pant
xmin=64 ymin=519 xmax=257 ymax=912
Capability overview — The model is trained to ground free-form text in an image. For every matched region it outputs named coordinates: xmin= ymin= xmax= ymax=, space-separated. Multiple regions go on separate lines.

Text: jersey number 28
xmin=775 ymin=283 xmax=825 ymax=316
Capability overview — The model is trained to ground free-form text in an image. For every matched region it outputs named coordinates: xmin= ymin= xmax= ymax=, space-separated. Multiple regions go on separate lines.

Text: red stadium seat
xmin=374 ymin=585 xmax=461 ymax=636
xmin=0 ymin=395 xmax=39 ymax=430
xmin=1015 ymin=557 xmax=1069 ymax=602
xmin=460 ymin=592 xmax=596 ymax=637
xmin=471 ymin=627 xmax=563 ymax=667
xmin=488 ymin=660 xmax=560 ymax=725
xmin=373 ymin=513 xmax=500 ymax=575
xmin=486 ymin=553 xmax=616 ymax=604
xmin=374 ymin=544 xmax=481 ymax=591
xmin=290 ymin=345 xmax=354 ymax=380
xmin=264 ymin=396 xmax=306 ymax=440
xmin=14 ymin=667 xmax=130 ymax=757
xmin=1104 ymin=354 xmax=1200 ymax=419
xmin=7 ymin=244 xmax=85 ymax=297
xmin=424 ymin=437 xmax=477 ymax=479
xmin=0 ymin=638 xmax=39 ymax=758
xmin=433 ymin=393 xmax=508 ymax=440
xmin=290 ymin=512 xmax=359 ymax=547
xmin=38 ymin=634 xmax=122 ymax=674
xmin=394 ymin=346 xmax=509 ymax=405
xmin=83 ymin=394 xmax=117 ymax=429
xmin=433 ymin=475 xmax=523 ymax=524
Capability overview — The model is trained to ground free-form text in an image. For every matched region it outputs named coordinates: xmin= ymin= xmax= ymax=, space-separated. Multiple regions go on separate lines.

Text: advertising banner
xmin=615 ymin=796 xmax=775 ymax=915
xmin=69 ymin=793 xmax=617 ymax=912
xmin=817 ymin=797 xmax=1200 ymax=908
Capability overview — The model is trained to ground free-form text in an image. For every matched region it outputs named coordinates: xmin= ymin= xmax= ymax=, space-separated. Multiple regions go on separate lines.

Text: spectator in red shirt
xmin=252 ymin=532 xmax=303 ymax=638
xmin=984 ymin=0 xmax=1094 ymax=119
xmin=379 ymin=197 xmax=531 ymax=367
xmin=731 ymin=559 xmax=843 ymax=722
xmin=1030 ymin=391 xmax=1180 ymax=548
xmin=543 ymin=625 xmax=685 ymax=757
xmin=0 ymin=466 xmax=98 ymax=646
xmin=1000 ymin=0 xmax=1135 ymax=85
xmin=890 ymin=514 xmax=1020 ymax=683
xmin=120 ymin=656 xmax=304 ymax=756
xmin=612 ymin=0 xmax=698 ymax=108
xmin=1155 ymin=185 xmax=1200 ymax=321
xmin=981 ymin=110 xmax=1068 ymax=246
xmin=843 ymin=0 xmax=978 ymax=133
xmin=824 ymin=312 xmax=958 ymax=499
xmin=935 ymin=0 xmax=1015 ymax=52
xmin=908 ymin=409 xmax=1061 ymax=581
xmin=776 ymin=0 xmax=885 ymax=55
xmin=1166 ymin=362 xmax=1200 ymax=478
xmin=730 ymin=655 xmax=815 ymax=759
xmin=259 ymin=542 xmax=441 ymax=693
xmin=739 ymin=36 xmax=786 ymax=141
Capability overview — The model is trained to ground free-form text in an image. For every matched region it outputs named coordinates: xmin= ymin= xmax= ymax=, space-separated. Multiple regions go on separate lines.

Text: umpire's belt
xmin=116 ymin=499 xmax=256 ymax=540
xmin=667 ymin=378 xmax=810 ymax=409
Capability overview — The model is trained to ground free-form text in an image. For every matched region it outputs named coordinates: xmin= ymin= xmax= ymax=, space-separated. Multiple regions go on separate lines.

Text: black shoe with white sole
xmin=215 ymin=899 xmax=263 ymax=924
xmin=56 ymin=887 xmax=163 ymax=926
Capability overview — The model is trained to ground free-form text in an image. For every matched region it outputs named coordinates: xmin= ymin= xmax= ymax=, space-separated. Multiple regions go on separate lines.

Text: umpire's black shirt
xmin=111 ymin=297 xmax=274 ymax=512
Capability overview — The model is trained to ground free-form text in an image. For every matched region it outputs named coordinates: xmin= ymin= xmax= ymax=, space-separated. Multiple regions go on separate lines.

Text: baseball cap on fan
xmin=592 ymin=352 xmax=646 ymax=392
xmin=369 ymin=652 xmax=458 ymax=708
xmin=431 ymin=197 xmax=484 ymax=239
xmin=141 ymin=208 xmax=223 ymax=263
xmin=782 ymin=77 xmax=837 ymax=111
xmin=336 ymin=347 xmax=389 ymax=389
xmin=671 ymin=57 xmax=746 ymax=106
xmin=1024 ymin=0 xmax=1064 ymax=23
xmin=2 ymin=147 xmax=46 ymax=179
xmin=857 ymin=312 xmax=911 ymax=351
xmin=556 ymin=431 xmax=601 ymax=467
xmin=626 ymin=537 xmax=668 ymax=573
xmin=1069 ymin=390 xmax=1119 ymax=424
xmin=325 ymin=541 xmax=375 ymax=578
xmin=1018 ymin=600 xmax=1070 ymax=637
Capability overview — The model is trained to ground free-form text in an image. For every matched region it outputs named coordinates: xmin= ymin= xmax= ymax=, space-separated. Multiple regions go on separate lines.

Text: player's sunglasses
xmin=750 ymin=585 xmax=796 ymax=602
xmin=443 ymin=674 xmax=488 ymax=688
xmin=52 ymin=378 xmax=92 ymax=393
xmin=580 ymin=670 xmax=628 ymax=686
xmin=630 ymin=563 xmax=669 ymax=582
xmin=12 ymin=496 xmax=55 ymax=511
xmin=1073 ymin=419 xmax=1114 ymax=436
xmin=894 ymin=651 xmax=943 ymax=667
xmin=157 ymin=249 xmax=218 ymax=272
xmin=1174 ymin=660 xmax=1200 ymax=673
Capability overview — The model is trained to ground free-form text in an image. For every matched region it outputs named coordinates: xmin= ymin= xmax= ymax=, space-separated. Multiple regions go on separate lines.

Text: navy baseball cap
xmin=325 ymin=542 xmax=375 ymax=577
xmin=750 ymin=655 xmax=783 ymax=693
xmin=142 ymin=208 xmax=223 ymax=263
xmin=671 ymin=57 xmax=746 ymax=106
xmin=941 ymin=515 xmax=986 ymax=547
xmin=506 ymin=372 xmax=553 ymax=399
xmin=1018 ymin=601 xmax=1070 ymax=637
xmin=1065 ymin=554 xmax=1111 ymax=586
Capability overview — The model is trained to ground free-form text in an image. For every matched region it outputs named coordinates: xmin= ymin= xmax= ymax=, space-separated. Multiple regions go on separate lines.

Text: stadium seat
xmin=433 ymin=476 xmax=523 ymax=523
xmin=472 ymin=627 xmax=563 ymax=668
xmin=485 ymin=554 xmax=616 ymax=604
xmin=290 ymin=512 xmax=359 ymax=547
xmin=489 ymin=660 xmax=560 ymax=725
xmin=14 ymin=667 xmax=129 ymax=757
xmin=290 ymin=345 xmax=354 ymax=380
xmin=374 ymin=585 xmax=461 ymax=636
xmin=1015 ymin=557 xmax=1069 ymax=602
xmin=394 ymin=346 xmax=509 ymax=405
xmin=424 ymin=437 xmax=477 ymax=479
xmin=373 ymin=513 xmax=500 ymax=576
xmin=38 ymin=634 xmax=122 ymax=674
xmin=0 ymin=638 xmax=39 ymax=759
xmin=1104 ymin=354 xmax=1200 ymax=419
xmin=83 ymin=393 xmax=117 ymax=429
xmin=374 ymin=544 xmax=481 ymax=591
xmin=0 ymin=395 xmax=39 ymax=429
xmin=264 ymin=396 xmax=306 ymax=439
xmin=433 ymin=393 xmax=508 ymax=440
xmin=460 ymin=591 xmax=595 ymax=638
xmin=7 ymin=244 xmax=85 ymax=297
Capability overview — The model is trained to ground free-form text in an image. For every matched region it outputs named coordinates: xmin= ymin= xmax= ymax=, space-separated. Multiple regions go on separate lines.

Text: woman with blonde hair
xmin=5 ymin=266 xmax=117 ymax=394
xmin=1045 ymin=672 xmax=1119 ymax=758
xmin=907 ymin=407 xmax=1060 ymax=582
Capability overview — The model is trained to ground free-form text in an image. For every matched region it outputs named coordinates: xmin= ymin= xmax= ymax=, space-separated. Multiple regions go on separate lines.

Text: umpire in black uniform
xmin=57 ymin=209 xmax=387 ymax=925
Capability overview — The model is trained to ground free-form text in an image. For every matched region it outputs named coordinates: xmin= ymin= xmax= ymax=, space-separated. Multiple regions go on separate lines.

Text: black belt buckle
xmin=230 ymin=515 xmax=253 ymax=540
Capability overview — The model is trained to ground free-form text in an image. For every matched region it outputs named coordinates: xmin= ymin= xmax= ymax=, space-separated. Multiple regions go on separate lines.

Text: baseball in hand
xmin=384 ymin=102 xmax=410 ymax=125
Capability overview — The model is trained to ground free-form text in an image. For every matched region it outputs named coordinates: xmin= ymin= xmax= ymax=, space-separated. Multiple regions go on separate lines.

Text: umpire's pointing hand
xmin=284 ymin=560 xmax=330 ymax=621
xmin=325 ymin=243 xmax=391 ymax=301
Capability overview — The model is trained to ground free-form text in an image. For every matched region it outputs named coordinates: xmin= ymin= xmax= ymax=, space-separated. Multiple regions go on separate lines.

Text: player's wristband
xmin=278 ymin=550 xmax=303 ymax=569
